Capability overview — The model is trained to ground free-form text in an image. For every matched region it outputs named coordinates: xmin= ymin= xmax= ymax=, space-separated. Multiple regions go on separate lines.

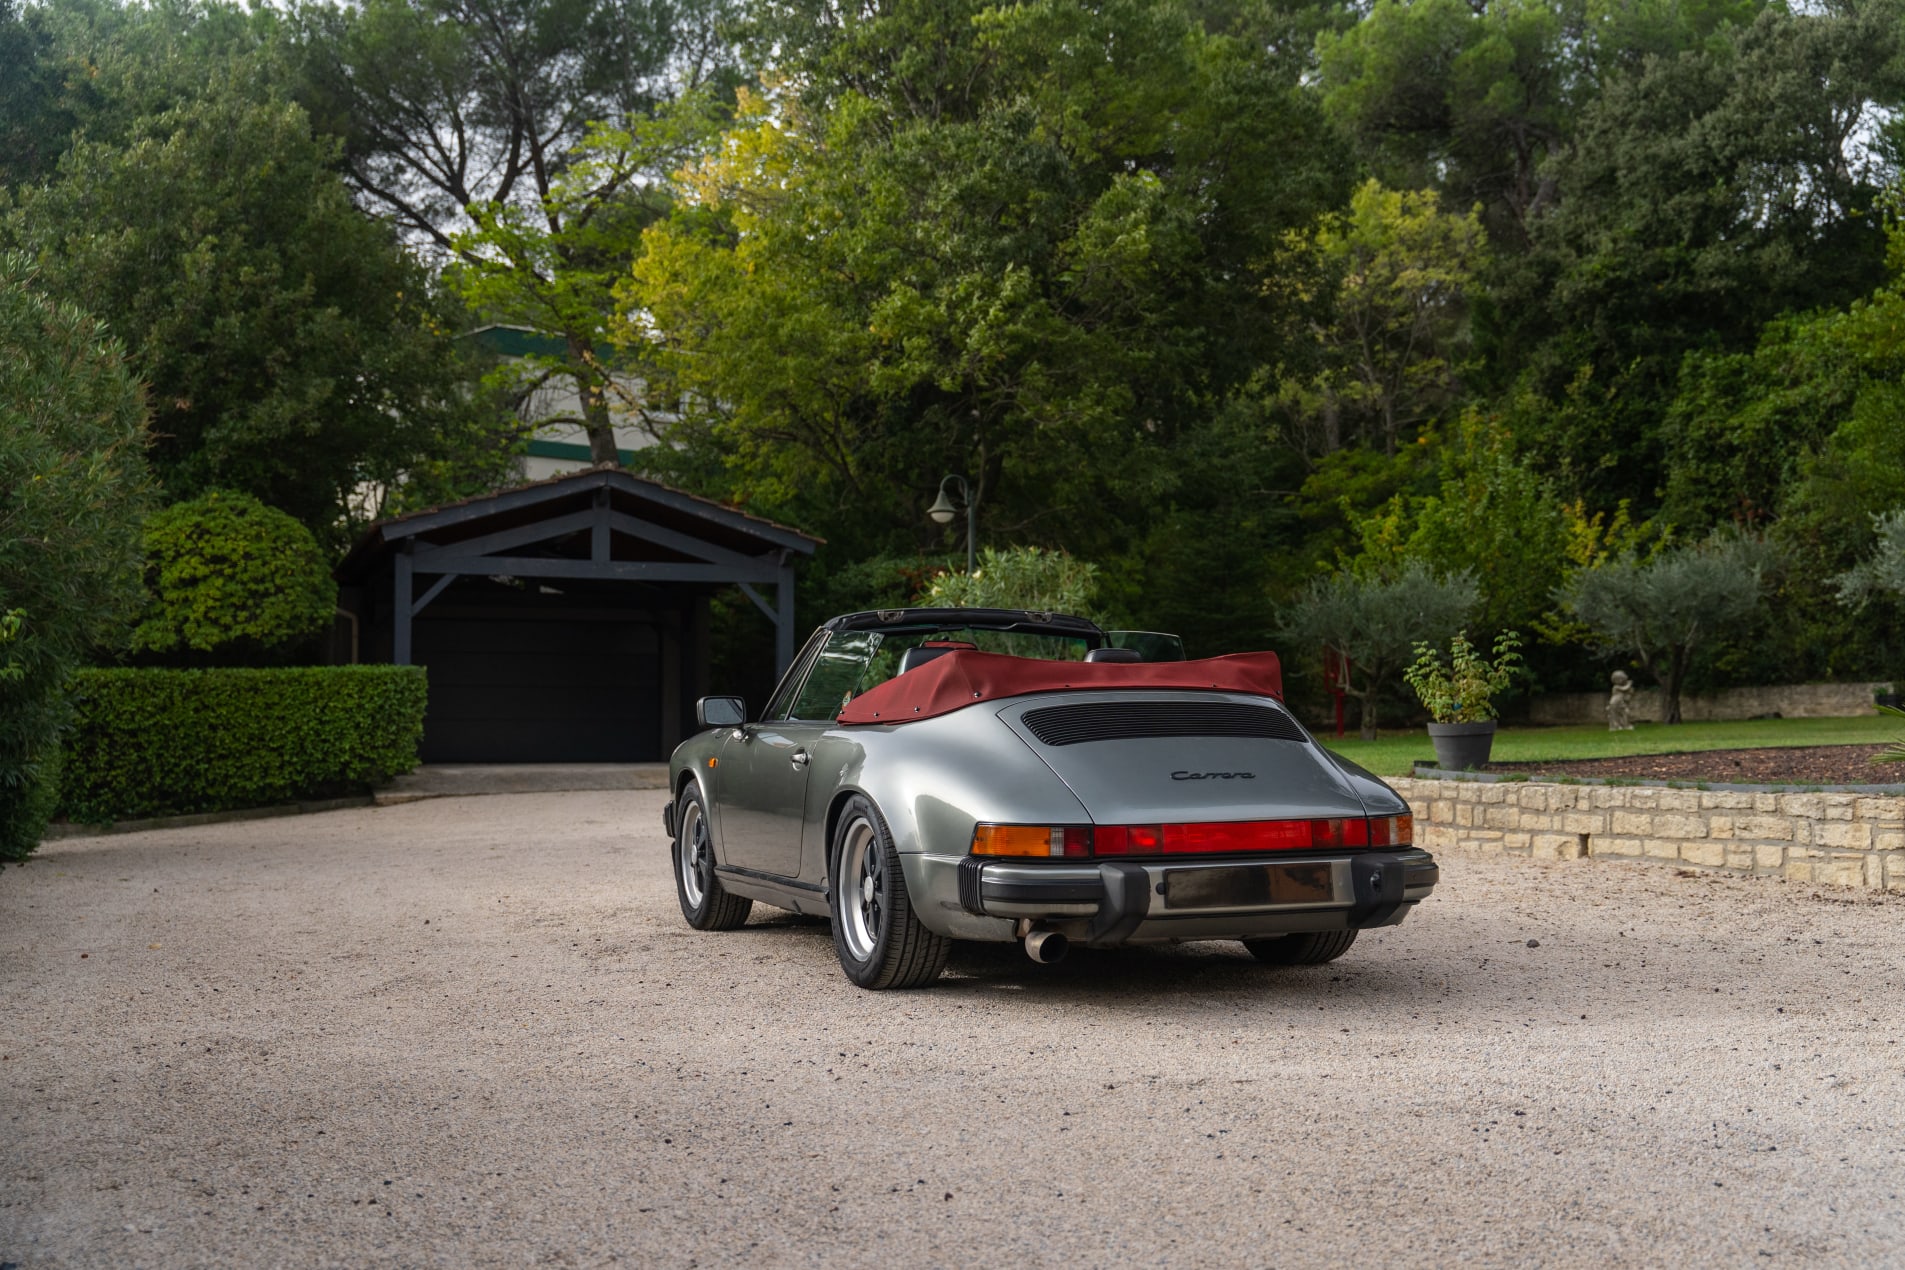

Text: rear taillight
xmin=969 ymin=815 xmax=1410 ymax=857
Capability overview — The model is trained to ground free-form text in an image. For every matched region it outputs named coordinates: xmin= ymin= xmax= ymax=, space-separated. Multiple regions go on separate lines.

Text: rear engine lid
xmin=996 ymin=692 xmax=1371 ymax=824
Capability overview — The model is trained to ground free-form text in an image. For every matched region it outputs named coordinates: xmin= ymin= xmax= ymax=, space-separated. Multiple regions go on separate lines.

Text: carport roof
xmin=336 ymin=467 xmax=820 ymax=582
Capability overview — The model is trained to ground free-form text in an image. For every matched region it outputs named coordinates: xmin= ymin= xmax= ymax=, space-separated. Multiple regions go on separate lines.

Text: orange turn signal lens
xmin=970 ymin=825 xmax=1091 ymax=858
xmin=971 ymin=825 xmax=1055 ymax=857
xmin=1367 ymin=814 xmax=1413 ymax=847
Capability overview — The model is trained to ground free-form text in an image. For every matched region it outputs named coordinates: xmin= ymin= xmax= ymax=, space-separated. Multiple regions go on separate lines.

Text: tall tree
xmin=1502 ymin=1 xmax=1905 ymax=509
xmin=8 ymin=72 xmax=498 ymax=540
xmin=1271 ymin=179 xmax=1487 ymax=457
xmin=0 ymin=257 xmax=152 ymax=861
xmin=292 ymin=0 xmax=741 ymax=464
xmin=628 ymin=0 xmax=1348 ymax=634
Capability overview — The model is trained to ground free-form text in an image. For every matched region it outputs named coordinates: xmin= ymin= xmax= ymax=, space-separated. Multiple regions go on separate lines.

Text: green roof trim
xmin=526 ymin=439 xmax=638 ymax=464
xmin=462 ymin=325 xmax=569 ymax=358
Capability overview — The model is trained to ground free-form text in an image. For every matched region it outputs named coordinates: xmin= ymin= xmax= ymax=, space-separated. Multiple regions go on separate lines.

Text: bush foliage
xmin=58 ymin=666 xmax=427 ymax=824
xmin=0 ymin=257 xmax=152 ymax=863
xmin=131 ymin=490 xmax=338 ymax=661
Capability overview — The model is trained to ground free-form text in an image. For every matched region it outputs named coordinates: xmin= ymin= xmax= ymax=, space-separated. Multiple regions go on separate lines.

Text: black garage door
xmin=414 ymin=617 xmax=662 ymax=762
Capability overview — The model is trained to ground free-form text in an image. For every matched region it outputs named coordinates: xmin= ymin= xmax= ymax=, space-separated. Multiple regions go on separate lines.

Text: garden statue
xmin=1607 ymin=670 xmax=1636 ymax=731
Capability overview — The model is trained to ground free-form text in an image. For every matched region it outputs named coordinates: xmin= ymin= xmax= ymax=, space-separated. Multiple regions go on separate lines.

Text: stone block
xmin=1756 ymin=845 xmax=1785 ymax=872
xmin=1755 ymin=794 xmax=1781 ymax=813
xmin=1701 ymin=791 xmax=1757 ymax=811
xmin=1626 ymin=789 xmax=1661 ymax=810
xmin=1709 ymin=816 xmax=1735 ymax=840
xmin=1561 ymin=812 xmax=1607 ymax=836
xmin=1531 ymin=833 xmax=1587 ymax=861
xmin=1642 ymin=836 xmax=1682 ymax=861
xmin=1884 ymin=853 xmax=1905 ymax=890
xmin=1429 ymin=800 xmax=1455 ymax=823
xmin=1815 ymin=855 xmax=1866 ymax=888
xmin=1503 ymin=832 xmax=1532 ymax=854
xmin=1681 ymin=839 xmax=1726 ymax=867
xmin=1733 ymin=816 xmax=1795 ymax=842
xmin=1782 ymin=794 xmax=1827 ymax=818
xmin=1483 ymin=807 xmax=1520 ymax=830
xmin=1812 ymin=821 xmax=1873 ymax=851
xmin=1592 ymin=836 xmax=1644 ymax=859
xmin=1656 ymin=790 xmax=1702 ymax=812
xmin=1610 ymin=811 xmax=1654 ymax=836
xmin=1875 ymin=830 xmax=1905 ymax=852
xmin=1455 ymin=804 xmax=1475 ymax=828
xmin=1854 ymin=797 xmax=1904 ymax=821
xmin=1725 ymin=845 xmax=1755 ymax=871
xmin=1784 ymin=857 xmax=1814 ymax=884
xmin=1652 ymin=814 xmax=1709 ymax=840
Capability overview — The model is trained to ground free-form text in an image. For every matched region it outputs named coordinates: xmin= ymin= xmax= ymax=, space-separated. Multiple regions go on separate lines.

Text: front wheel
xmin=1243 ymin=930 xmax=1357 ymax=966
xmin=829 ymin=796 xmax=950 ymax=990
xmin=673 ymin=786 xmax=752 ymax=931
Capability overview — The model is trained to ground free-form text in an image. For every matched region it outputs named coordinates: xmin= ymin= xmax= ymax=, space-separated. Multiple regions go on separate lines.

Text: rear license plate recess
xmin=1163 ymin=862 xmax=1337 ymax=909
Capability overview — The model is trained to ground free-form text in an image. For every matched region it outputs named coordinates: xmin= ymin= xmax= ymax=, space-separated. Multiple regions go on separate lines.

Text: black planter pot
xmin=1427 ymin=720 xmax=1497 ymax=771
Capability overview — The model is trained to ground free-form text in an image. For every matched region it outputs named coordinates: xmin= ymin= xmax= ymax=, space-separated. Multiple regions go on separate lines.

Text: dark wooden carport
xmin=335 ymin=469 xmax=819 ymax=763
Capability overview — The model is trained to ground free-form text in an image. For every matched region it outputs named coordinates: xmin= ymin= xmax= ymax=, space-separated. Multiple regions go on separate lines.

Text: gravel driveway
xmin=5 ymin=791 xmax=1904 ymax=1267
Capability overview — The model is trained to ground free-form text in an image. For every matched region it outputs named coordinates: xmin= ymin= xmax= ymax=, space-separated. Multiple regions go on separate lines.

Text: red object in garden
xmin=1323 ymin=644 xmax=1352 ymax=739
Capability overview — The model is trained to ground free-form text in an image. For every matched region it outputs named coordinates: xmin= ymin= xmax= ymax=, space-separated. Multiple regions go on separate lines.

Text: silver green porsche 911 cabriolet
xmin=663 ymin=607 xmax=1437 ymax=990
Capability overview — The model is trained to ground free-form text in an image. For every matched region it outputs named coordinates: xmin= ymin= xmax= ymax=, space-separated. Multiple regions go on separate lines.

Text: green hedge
xmin=58 ymin=665 xmax=428 ymax=824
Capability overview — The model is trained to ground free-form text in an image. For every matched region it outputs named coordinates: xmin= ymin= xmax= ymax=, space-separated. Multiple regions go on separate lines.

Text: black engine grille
xmin=1019 ymin=700 xmax=1308 ymax=747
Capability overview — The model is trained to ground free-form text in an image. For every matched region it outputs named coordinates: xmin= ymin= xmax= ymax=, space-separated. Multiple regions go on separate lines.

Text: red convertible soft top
xmin=836 ymin=649 xmax=1285 ymax=725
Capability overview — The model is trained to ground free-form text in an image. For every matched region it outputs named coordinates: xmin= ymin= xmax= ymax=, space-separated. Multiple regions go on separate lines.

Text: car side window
xmin=787 ymin=631 xmax=878 ymax=720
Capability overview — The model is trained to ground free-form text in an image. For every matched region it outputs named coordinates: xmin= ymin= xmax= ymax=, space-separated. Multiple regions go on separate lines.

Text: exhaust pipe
xmin=1024 ymin=930 xmax=1069 ymax=964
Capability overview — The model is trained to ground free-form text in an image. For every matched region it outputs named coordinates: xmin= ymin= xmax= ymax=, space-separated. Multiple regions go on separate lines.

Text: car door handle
xmin=790 ymin=750 xmax=810 ymax=769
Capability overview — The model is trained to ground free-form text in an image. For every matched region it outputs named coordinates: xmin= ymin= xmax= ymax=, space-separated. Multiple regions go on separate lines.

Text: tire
xmin=828 ymin=795 xmax=950 ymax=990
xmin=673 ymin=786 xmax=752 ymax=931
xmin=1243 ymin=930 xmax=1358 ymax=966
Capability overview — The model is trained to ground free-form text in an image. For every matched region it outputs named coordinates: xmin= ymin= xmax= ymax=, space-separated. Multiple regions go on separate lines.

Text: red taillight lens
xmin=1093 ymin=818 xmax=1369 ymax=856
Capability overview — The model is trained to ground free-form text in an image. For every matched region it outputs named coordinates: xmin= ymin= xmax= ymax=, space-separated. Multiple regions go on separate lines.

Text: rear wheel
xmin=674 ymin=786 xmax=752 ymax=931
xmin=1243 ymin=930 xmax=1357 ymax=966
xmin=829 ymin=795 xmax=950 ymax=990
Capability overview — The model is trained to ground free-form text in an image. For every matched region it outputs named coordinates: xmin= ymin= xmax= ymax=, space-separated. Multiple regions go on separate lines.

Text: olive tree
xmin=0 ymin=258 xmax=152 ymax=861
xmin=1279 ymin=561 xmax=1479 ymax=740
xmin=1832 ymin=510 xmax=1905 ymax=606
xmin=1557 ymin=534 xmax=1771 ymax=724
xmin=919 ymin=547 xmax=1099 ymax=617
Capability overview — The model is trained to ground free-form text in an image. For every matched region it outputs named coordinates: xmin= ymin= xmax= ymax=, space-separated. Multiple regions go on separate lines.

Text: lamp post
xmin=927 ymin=473 xmax=976 ymax=576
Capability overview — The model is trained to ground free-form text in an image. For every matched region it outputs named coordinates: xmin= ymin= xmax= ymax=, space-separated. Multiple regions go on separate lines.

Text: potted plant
xmin=1404 ymin=630 xmax=1522 ymax=771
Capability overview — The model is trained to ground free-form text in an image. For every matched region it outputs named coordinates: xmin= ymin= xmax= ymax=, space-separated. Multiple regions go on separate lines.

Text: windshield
xmin=782 ymin=625 xmax=1095 ymax=719
xmin=861 ymin=627 xmax=1091 ymax=692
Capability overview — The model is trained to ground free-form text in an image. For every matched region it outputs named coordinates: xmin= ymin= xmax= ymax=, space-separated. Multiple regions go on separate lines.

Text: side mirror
xmin=696 ymin=696 xmax=746 ymax=729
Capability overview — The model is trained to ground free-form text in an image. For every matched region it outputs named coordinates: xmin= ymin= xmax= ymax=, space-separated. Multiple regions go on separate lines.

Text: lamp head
xmin=926 ymin=489 xmax=958 ymax=525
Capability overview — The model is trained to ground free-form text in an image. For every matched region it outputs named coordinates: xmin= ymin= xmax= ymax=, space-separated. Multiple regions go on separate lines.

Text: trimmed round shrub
xmin=131 ymin=491 xmax=338 ymax=660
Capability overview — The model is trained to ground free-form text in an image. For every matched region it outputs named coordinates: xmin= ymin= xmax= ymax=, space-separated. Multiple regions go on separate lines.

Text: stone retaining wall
xmin=1525 ymin=681 xmax=1891 ymax=726
xmin=1391 ymin=776 xmax=1905 ymax=891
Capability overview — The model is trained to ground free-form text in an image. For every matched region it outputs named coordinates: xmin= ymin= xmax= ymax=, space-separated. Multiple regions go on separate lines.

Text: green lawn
xmin=1317 ymin=714 xmax=1903 ymax=778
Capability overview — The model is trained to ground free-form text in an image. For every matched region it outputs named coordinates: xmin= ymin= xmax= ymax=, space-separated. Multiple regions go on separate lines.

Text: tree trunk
xmin=1662 ymin=646 xmax=1688 ymax=724
xmin=1359 ymin=686 xmax=1380 ymax=742
xmin=569 ymin=337 xmax=619 ymax=466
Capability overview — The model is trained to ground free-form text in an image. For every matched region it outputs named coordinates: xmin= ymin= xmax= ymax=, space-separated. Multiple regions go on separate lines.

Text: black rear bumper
xmin=957 ymin=849 xmax=1438 ymax=946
